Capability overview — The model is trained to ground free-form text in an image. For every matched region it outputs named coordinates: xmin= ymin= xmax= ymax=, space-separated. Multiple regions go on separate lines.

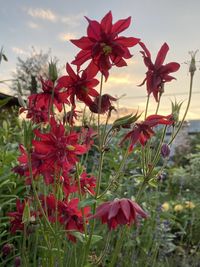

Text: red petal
xmin=139 ymin=42 xmax=151 ymax=58
xmin=116 ymin=37 xmax=140 ymax=47
xmin=85 ymin=17 xmax=101 ymax=40
xmin=120 ymin=199 xmax=131 ymax=221
xmin=112 ymin=16 xmax=131 ymax=35
xmin=70 ymin=37 xmax=93 ymax=49
xmin=101 ymin=11 xmax=113 ymax=34
xmin=66 ymin=63 xmax=77 ymax=80
xmin=72 ymin=50 xmax=91 ymax=67
xmin=160 ymin=62 xmax=180 ymax=73
xmin=154 ymin=43 xmax=169 ymax=68
xmin=108 ymin=201 xmax=120 ymax=220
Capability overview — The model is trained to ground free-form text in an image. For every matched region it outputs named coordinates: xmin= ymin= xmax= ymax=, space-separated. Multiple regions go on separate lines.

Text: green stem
xmin=168 ymin=72 xmax=194 ymax=145
xmin=27 ymin=153 xmax=56 ymax=237
xmin=155 ymin=92 xmax=161 ymax=114
xmin=108 ymin=227 xmax=126 ymax=267
xmin=144 ymin=94 xmax=150 ymax=119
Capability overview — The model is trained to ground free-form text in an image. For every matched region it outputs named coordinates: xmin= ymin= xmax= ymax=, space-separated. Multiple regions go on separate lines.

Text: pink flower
xmin=139 ymin=42 xmax=180 ymax=101
xmin=90 ymin=198 xmax=147 ymax=230
xmin=71 ymin=11 xmax=140 ymax=80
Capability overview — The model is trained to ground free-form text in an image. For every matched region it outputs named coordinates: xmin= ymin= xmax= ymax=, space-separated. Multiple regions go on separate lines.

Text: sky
xmin=0 ymin=0 xmax=200 ymax=119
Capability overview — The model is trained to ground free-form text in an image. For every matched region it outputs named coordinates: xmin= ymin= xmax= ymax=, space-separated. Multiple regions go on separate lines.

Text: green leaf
xmin=90 ymin=234 xmax=103 ymax=245
xmin=22 ymin=201 xmax=30 ymax=224
xmin=0 ymin=97 xmax=12 ymax=108
xmin=78 ymin=198 xmax=96 ymax=209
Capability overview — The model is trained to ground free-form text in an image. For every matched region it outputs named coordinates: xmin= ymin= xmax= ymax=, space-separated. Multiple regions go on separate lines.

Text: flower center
xmin=101 ymin=43 xmax=112 ymax=55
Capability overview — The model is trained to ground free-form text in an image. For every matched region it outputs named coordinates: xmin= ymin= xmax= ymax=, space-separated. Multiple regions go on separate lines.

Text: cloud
xmin=26 ymin=8 xmax=57 ymax=22
xmin=58 ymin=32 xmax=77 ymax=42
xmin=61 ymin=12 xmax=87 ymax=27
xmin=108 ymin=74 xmax=135 ymax=85
xmin=12 ymin=47 xmax=28 ymax=55
xmin=27 ymin=21 xmax=40 ymax=29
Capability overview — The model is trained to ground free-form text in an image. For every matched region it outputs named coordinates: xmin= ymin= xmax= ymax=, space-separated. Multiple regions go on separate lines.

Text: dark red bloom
xmin=139 ymin=42 xmax=180 ymax=101
xmin=32 ymin=119 xmax=87 ymax=172
xmin=90 ymin=198 xmax=147 ymax=230
xmin=63 ymin=108 xmax=81 ymax=126
xmin=79 ymin=127 xmax=97 ymax=151
xmin=89 ymin=94 xmax=117 ymax=114
xmin=120 ymin=114 xmax=174 ymax=152
xmin=76 ymin=172 xmax=96 ymax=195
xmin=28 ymin=77 xmax=69 ymax=113
xmin=2 ymin=243 xmax=14 ymax=257
xmin=20 ymin=105 xmax=49 ymax=124
xmin=57 ymin=63 xmax=99 ymax=107
xmin=58 ymin=198 xmax=90 ymax=242
xmin=71 ymin=11 xmax=140 ymax=80
xmin=7 ymin=199 xmax=31 ymax=233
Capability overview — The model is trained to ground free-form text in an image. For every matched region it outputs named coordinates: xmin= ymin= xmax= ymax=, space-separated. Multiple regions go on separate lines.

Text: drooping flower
xmin=120 ymin=114 xmax=174 ymax=152
xmin=71 ymin=11 xmax=140 ymax=80
xmin=90 ymin=198 xmax=147 ymax=230
xmin=139 ymin=42 xmax=180 ymax=101
xmin=57 ymin=63 xmax=99 ymax=107
xmin=161 ymin=143 xmax=170 ymax=158
xmin=28 ymin=77 xmax=69 ymax=113
xmin=63 ymin=108 xmax=81 ymax=126
xmin=89 ymin=94 xmax=117 ymax=114
xmin=2 ymin=243 xmax=14 ymax=257
xmin=32 ymin=119 xmax=87 ymax=173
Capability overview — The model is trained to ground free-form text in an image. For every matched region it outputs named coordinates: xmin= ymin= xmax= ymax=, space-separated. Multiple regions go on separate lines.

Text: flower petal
xmin=112 ymin=16 xmax=131 ymax=35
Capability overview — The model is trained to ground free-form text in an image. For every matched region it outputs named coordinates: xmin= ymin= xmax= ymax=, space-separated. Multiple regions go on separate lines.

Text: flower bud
xmin=2 ymin=243 xmax=14 ymax=257
xmin=48 ymin=61 xmax=58 ymax=83
xmin=189 ymin=50 xmax=198 ymax=75
xmin=161 ymin=143 xmax=170 ymax=158
xmin=14 ymin=256 xmax=21 ymax=267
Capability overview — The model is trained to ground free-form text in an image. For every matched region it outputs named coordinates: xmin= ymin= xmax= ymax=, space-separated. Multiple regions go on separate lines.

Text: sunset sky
xmin=1 ymin=0 xmax=200 ymax=119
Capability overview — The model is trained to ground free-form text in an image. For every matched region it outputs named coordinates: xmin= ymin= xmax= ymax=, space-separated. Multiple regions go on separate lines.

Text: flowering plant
xmin=4 ymin=11 xmax=196 ymax=267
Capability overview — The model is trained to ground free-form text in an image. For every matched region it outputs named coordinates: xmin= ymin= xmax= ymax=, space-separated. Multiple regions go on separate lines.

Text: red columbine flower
xmin=57 ymin=63 xmax=99 ymax=107
xmin=76 ymin=172 xmax=96 ymax=195
xmin=71 ymin=11 xmax=140 ymax=80
xmin=32 ymin=119 xmax=87 ymax=173
xmin=139 ymin=42 xmax=180 ymax=101
xmin=89 ymin=94 xmax=117 ymax=114
xmin=90 ymin=198 xmax=147 ymax=230
xmin=120 ymin=114 xmax=174 ymax=152
xmin=7 ymin=199 xmax=32 ymax=233
xmin=28 ymin=77 xmax=69 ymax=113
xmin=58 ymin=198 xmax=90 ymax=242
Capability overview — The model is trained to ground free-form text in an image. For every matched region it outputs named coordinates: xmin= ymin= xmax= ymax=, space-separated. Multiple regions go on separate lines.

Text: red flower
xmin=139 ymin=42 xmax=180 ymax=101
xmin=89 ymin=94 xmax=117 ymax=114
xmin=77 ymin=172 xmax=96 ymax=195
xmin=79 ymin=127 xmax=97 ymax=151
xmin=90 ymin=198 xmax=147 ymax=230
xmin=58 ymin=198 xmax=90 ymax=242
xmin=63 ymin=108 xmax=81 ymax=126
xmin=120 ymin=114 xmax=174 ymax=152
xmin=71 ymin=11 xmax=140 ymax=80
xmin=32 ymin=119 xmax=87 ymax=172
xmin=7 ymin=199 xmax=35 ymax=234
xmin=28 ymin=77 xmax=69 ymax=113
xmin=57 ymin=63 xmax=99 ymax=107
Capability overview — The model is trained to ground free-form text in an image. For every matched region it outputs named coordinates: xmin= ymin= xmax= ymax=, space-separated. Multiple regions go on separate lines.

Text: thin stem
xmin=108 ymin=227 xmax=126 ymax=267
xmin=155 ymin=92 xmax=161 ymax=114
xmin=168 ymin=73 xmax=194 ymax=145
xmin=144 ymin=94 xmax=150 ymax=119
xmin=27 ymin=153 xmax=56 ymax=237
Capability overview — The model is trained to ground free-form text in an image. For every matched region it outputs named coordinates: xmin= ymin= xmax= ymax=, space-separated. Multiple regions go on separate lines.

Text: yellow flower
xmin=185 ymin=201 xmax=195 ymax=209
xmin=161 ymin=202 xmax=170 ymax=211
xmin=174 ymin=204 xmax=184 ymax=212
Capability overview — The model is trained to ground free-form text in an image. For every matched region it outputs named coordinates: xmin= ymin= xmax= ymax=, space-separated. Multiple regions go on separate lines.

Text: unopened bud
xmin=48 ymin=61 xmax=58 ymax=83
xmin=189 ymin=50 xmax=198 ymax=75
xmin=2 ymin=243 xmax=14 ymax=257
xmin=14 ymin=256 xmax=21 ymax=267
xmin=161 ymin=143 xmax=170 ymax=158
